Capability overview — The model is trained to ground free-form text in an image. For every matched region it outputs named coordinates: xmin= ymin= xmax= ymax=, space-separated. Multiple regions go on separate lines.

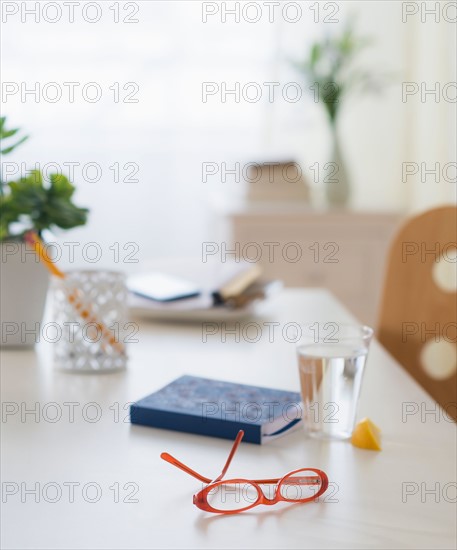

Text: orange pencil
xmin=25 ymin=232 xmax=65 ymax=278
xmin=25 ymin=231 xmax=125 ymax=355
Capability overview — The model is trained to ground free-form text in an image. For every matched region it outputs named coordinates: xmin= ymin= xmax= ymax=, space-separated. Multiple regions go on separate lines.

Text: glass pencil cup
xmin=52 ymin=270 xmax=128 ymax=373
xmin=295 ymin=323 xmax=373 ymax=440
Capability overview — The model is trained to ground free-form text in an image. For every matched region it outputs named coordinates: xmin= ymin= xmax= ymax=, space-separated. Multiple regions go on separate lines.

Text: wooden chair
xmin=378 ymin=206 xmax=457 ymax=421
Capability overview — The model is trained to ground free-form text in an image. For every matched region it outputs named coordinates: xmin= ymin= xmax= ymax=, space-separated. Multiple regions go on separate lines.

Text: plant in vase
xmin=294 ymin=23 xmax=386 ymax=206
xmin=0 ymin=117 xmax=89 ymax=347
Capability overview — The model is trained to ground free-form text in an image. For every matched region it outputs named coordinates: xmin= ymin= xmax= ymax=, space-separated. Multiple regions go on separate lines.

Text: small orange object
xmin=351 ymin=418 xmax=382 ymax=451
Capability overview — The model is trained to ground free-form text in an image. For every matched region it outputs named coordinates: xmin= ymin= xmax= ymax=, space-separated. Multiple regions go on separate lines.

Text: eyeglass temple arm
xmin=161 ymin=431 xmax=321 ymax=487
xmin=160 ymin=452 xmax=212 ymax=484
xmin=160 ymin=430 xmax=244 ymax=484
xmin=213 ymin=430 xmax=321 ymax=486
xmin=160 ymin=430 xmax=245 ymax=485
xmin=212 ymin=430 xmax=245 ymax=483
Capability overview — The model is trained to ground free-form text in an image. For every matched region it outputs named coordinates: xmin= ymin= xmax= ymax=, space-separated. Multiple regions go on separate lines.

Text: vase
xmin=0 ymin=241 xmax=49 ymax=348
xmin=325 ymin=126 xmax=351 ymax=207
xmin=52 ymin=270 xmax=128 ymax=373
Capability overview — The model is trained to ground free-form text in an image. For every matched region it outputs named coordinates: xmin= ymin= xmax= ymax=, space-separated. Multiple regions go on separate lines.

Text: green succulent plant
xmin=0 ymin=117 xmax=88 ymax=240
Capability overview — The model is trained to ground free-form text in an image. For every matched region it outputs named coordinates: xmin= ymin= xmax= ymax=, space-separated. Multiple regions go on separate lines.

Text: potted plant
xmin=0 ymin=117 xmax=89 ymax=347
xmin=294 ymin=23 xmax=386 ymax=206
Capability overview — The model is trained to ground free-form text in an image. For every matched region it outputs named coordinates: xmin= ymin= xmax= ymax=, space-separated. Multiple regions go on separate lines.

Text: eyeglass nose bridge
xmin=261 ymin=495 xmax=277 ymax=506
xmin=257 ymin=483 xmax=281 ymax=505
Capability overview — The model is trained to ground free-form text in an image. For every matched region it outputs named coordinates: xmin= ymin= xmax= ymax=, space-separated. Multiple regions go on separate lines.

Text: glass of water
xmin=296 ymin=323 xmax=373 ymax=440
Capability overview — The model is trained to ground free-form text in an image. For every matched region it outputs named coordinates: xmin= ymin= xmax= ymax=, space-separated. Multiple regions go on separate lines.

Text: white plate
xmin=128 ymin=297 xmax=272 ymax=322
xmin=126 ymin=258 xmax=282 ymax=322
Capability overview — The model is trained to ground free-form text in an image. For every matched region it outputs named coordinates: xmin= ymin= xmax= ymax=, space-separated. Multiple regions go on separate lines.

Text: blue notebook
xmin=130 ymin=375 xmax=302 ymax=444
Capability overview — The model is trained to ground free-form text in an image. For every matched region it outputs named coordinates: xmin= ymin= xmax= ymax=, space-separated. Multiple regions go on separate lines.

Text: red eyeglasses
xmin=161 ymin=430 xmax=329 ymax=514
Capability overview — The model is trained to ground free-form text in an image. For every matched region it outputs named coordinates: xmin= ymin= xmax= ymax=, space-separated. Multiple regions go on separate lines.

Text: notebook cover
xmin=130 ymin=375 xmax=301 ymax=444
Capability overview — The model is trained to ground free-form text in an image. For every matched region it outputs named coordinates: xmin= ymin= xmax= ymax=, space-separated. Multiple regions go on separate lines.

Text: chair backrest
xmin=378 ymin=206 xmax=457 ymax=421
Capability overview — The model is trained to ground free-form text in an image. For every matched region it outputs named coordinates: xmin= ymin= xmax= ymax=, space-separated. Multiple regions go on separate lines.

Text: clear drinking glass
xmin=296 ymin=323 xmax=373 ymax=440
xmin=52 ymin=270 xmax=128 ymax=373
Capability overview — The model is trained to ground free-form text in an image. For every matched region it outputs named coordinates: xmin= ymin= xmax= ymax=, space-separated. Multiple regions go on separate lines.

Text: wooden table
xmin=1 ymin=289 xmax=455 ymax=549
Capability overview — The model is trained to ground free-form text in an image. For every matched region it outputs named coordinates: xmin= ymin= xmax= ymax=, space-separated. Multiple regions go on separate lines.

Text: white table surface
xmin=1 ymin=289 xmax=456 ymax=550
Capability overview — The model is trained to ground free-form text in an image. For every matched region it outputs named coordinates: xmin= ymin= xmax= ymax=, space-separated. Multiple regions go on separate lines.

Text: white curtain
xmin=2 ymin=1 xmax=455 ymax=270
xmin=402 ymin=7 xmax=457 ymax=211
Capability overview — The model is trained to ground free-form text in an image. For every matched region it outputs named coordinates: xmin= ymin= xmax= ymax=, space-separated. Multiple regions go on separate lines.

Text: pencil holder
xmin=52 ymin=270 xmax=129 ymax=373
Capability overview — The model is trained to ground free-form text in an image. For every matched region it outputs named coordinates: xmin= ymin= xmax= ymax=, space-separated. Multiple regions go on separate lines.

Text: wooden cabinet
xmin=229 ymin=206 xmax=403 ymax=327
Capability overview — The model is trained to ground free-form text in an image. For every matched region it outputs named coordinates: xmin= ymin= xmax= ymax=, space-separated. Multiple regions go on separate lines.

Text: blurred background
xmin=2 ymin=0 xmax=456 ymax=325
